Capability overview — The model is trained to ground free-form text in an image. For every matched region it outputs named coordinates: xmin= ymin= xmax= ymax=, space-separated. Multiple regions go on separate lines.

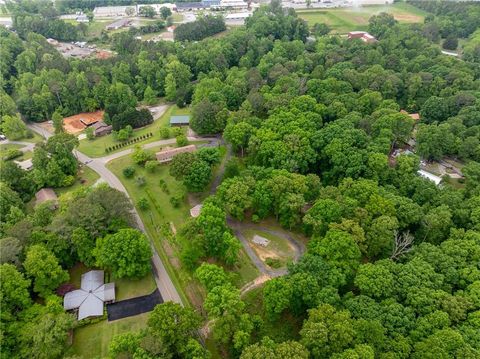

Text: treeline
xmin=56 ymin=0 xmax=162 ymax=12
xmin=408 ymin=0 xmax=480 ymax=39
xmin=9 ymin=0 xmax=83 ymax=41
xmin=174 ymin=15 xmax=226 ymax=42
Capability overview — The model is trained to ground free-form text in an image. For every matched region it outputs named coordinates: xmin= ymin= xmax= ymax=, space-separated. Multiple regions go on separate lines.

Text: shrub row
xmin=105 ymin=132 xmax=153 ymax=153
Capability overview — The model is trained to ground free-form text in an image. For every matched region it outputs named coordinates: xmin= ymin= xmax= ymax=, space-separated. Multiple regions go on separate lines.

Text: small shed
xmin=252 ymin=235 xmax=270 ymax=247
xmin=35 ymin=188 xmax=58 ymax=206
xmin=170 ymin=115 xmax=190 ymax=127
xmin=190 ymin=204 xmax=203 ymax=218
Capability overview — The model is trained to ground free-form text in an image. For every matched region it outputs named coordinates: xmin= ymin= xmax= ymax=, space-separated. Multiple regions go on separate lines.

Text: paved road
xmin=28 ymin=123 xmax=183 ymax=305
xmin=2 ymin=139 xmax=36 ymax=152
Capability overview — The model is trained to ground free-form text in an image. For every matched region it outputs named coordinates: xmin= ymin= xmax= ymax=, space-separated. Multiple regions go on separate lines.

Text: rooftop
xmin=64 ymin=270 xmax=115 ymax=320
xmin=170 ymin=115 xmax=190 ymax=125
xmin=35 ymin=188 xmax=58 ymax=205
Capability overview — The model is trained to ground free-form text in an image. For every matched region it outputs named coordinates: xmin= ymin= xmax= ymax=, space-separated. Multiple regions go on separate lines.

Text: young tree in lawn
xmin=139 ymin=5 xmax=156 ymax=18
xmin=24 ymin=245 xmax=69 ymax=298
xmin=160 ymin=7 xmax=172 ymax=20
xmin=51 ymin=111 xmax=64 ymax=134
xmin=94 ymin=228 xmax=152 ymax=278
xmin=176 ymin=134 xmax=188 ymax=147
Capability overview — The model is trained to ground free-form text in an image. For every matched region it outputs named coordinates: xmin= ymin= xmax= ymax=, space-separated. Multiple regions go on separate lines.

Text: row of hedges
xmin=105 ymin=133 xmax=153 ymax=153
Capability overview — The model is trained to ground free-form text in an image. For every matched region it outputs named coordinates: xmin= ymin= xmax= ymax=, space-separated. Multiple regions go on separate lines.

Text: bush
xmin=197 ymin=147 xmax=220 ymax=165
xmin=135 ymin=176 xmax=146 ymax=187
xmin=138 ymin=197 xmax=150 ymax=210
xmin=145 ymin=160 xmax=158 ymax=173
xmin=123 ymin=166 xmax=136 ymax=178
xmin=169 ymin=192 xmax=184 ymax=208
xmin=159 ymin=127 xmax=170 ymax=139
xmin=171 ymin=127 xmax=183 ymax=137
xmin=176 ymin=134 xmax=188 ymax=147
xmin=265 ymin=257 xmax=282 ymax=269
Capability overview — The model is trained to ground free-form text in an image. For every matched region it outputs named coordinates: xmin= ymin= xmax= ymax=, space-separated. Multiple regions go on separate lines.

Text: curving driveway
xmin=227 ymin=218 xmax=305 ymax=278
xmin=27 ymin=123 xmax=186 ymax=304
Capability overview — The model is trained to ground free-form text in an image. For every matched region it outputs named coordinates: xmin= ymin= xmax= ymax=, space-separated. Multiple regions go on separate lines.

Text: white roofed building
xmin=64 ymin=270 xmax=115 ymax=320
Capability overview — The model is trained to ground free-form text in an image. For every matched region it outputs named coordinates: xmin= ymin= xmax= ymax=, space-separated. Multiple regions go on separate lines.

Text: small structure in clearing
xmin=348 ymin=31 xmax=377 ymax=43
xmin=252 ymin=235 xmax=270 ymax=247
xmin=35 ymin=188 xmax=58 ymax=207
xmin=92 ymin=121 xmax=113 ymax=137
xmin=170 ymin=115 xmax=190 ymax=127
xmin=156 ymin=144 xmax=196 ymax=163
xmin=190 ymin=204 xmax=203 ymax=218
xmin=63 ymin=270 xmax=115 ymax=320
xmin=418 ymin=169 xmax=442 ymax=186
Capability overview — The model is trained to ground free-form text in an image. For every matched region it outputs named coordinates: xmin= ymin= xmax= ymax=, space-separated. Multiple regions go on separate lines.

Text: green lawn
xmin=23 ymin=131 xmax=44 ymax=143
xmin=230 ymin=248 xmax=260 ymax=288
xmin=298 ymin=3 xmax=428 ymax=33
xmin=0 ymin=143 xmax=22 ymax=158
xmin=77 ymin=105 xmax=189 ymax=158
xmin=114 ymin=274 xmax=157 ymax=301
xmin=172 ymin=12 xmax=183 ymax=23
xmin=54 ymin=163 xmax=100 ymax=197
xmin=107 ymin=154 xmax=195 ymax=307
xmin=69 ymin=312 xmax=150 ymax=358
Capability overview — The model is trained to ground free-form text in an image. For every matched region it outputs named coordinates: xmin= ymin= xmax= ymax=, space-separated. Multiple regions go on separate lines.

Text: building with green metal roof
xmin=170 ymin=115 xmax=190 ymax=126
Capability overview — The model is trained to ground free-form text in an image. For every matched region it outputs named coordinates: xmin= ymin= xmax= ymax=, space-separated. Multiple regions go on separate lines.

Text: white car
xmin=0 ymin=134 xmax=6 ymax=141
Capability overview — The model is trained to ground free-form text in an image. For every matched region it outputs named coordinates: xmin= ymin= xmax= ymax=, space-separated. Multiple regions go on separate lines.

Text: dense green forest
xmin=1 ymin=0 xmax=480 ymax=358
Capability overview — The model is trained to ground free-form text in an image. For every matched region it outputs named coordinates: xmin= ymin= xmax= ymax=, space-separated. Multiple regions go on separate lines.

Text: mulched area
xmin=106 ymin=289 xmax=163 ymax=321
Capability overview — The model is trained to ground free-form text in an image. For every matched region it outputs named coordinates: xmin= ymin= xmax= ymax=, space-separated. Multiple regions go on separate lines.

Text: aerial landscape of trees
xmin=0 ymin=0 xmax=479 ymax=358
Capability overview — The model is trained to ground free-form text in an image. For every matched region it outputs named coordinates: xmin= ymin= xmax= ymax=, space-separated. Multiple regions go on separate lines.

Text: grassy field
xmin=0 ymin=143 xmax=22 ymax=157
xmin=77 ymin=105 xmax=189 ymax=158
xmin=297 ymin=3 xmax=428 ymax=33
xmin=69 ymin=312 xmax=150 ymax=358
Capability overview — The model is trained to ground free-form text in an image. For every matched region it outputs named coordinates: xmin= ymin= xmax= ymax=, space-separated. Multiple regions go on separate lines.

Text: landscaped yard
xmin=69 ymin=312 xmax=150 ymax=358
xmin=77 ymin=104 xmax=189 ymax=157
xmin=297 ymin=3 xmax=428 ymax=33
